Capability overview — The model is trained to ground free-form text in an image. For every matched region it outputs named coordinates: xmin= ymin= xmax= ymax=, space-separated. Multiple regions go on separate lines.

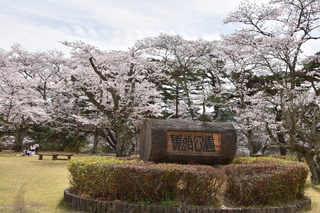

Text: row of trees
xmin=0 ymin=0 xmax=319 ymax=183
xmin=222 ymin=0 xmax=320 ymax=184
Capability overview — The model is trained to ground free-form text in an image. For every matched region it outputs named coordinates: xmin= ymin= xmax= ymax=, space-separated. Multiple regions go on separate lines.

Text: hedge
xmin=68 ymin=157 xmax=308 ymax=208
xmin=232 ymin=156 xmax=298 ymax=164
xmin=68 ymin=157 xmax=224 ymax=206
xmin=225 ymin=159 xmax=308 ymax=206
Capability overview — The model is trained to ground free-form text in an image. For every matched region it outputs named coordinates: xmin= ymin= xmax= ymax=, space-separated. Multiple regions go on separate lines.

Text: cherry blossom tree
xmin=136 ymin=34 xmax=221 ymax=120
xmin=63 ymin=41 xmax=162 ymax=156
xmin=225 ymin=0 xmax=320 ymax=183
xmin=0 ymin=46 xmax=50 ymax=151
xmin=215 ymin=40 xmax=271 ymax=154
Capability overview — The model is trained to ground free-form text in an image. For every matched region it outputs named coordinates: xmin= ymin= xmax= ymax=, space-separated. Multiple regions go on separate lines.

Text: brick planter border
xmin=64 ymin=188 xmax=311 ymax=213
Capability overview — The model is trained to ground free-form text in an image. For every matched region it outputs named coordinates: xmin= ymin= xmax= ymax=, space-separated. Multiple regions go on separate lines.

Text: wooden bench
xmin=38 ymin=153 xmax=73 ymax=160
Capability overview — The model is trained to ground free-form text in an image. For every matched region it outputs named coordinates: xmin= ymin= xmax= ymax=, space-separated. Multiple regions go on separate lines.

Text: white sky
xmin=0 ymin=0 xmax=317 ymax=55
xmin=0 ymin=0 xmax=265 ymax=52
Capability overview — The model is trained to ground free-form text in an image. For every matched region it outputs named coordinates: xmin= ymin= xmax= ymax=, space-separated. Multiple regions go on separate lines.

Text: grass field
xmin=0 ymin=152 xmax=77 ymax=213
xmin=0 ymin=152 xmax=319 ymax=213
xmin=305 ymin=184 xmax=320 ymax=213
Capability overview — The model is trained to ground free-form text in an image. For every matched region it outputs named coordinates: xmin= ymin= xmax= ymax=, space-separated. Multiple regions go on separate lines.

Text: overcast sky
xmin=1 ymin=0 xmax=316 ymax=55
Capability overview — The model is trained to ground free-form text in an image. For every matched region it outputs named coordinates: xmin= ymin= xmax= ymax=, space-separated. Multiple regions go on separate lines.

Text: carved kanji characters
xmin=203 ymin=136 xmax=215 ymax=152
xmin=171 ymin=135 xmax=182 ymax=151
xmin=181 ymin=135 xmax=193 ymax=151
xmin=194 ymin=136 xmax=205 ymax=151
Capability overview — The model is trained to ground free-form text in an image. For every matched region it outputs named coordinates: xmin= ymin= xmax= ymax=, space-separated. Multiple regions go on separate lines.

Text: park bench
xmin=38 ymin=153 xmax=73 ymax=160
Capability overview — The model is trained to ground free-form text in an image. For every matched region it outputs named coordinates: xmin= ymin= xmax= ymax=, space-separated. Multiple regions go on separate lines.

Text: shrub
xmin=68 ymin=158 xmax=225 ymax=206
xmin=232 ymin=156 xmax=297 ymax=164
xmin=225 ymin=160 xmax=308 ymax=206
xmin=271 ymin=153 xmax=301 ymax=162
xmin=68 ymin=157 xmax=139 ymax=196
xmin=68 ymin=157 xmax=308 ymax=207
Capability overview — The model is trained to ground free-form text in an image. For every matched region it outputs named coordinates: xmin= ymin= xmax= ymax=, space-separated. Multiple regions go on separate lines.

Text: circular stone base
xmin=64 ymin=188 xmax=311 ymax=213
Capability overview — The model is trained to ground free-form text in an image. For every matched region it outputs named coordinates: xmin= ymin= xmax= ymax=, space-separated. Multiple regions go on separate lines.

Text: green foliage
xmin=232 ymin=156 xmax=299 ymax=164
xmin=68 ymin=157 xmax=308 ymax=207
xmin=225 ymin=159 xmax=308 ymax=206
xmin=271 ymin=154 xmax=302 ymax=162
xmin=68 ymin=158 xmax=224 ymax=206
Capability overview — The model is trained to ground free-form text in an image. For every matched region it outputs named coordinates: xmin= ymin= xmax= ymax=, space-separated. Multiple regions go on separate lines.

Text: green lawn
xmin=0 ymin=152 xmax=79 ymax=213
xmin=0 ymin=152 xmax=319 ymax=213
xmin=304 ymin=184 xmax=320 ymax=213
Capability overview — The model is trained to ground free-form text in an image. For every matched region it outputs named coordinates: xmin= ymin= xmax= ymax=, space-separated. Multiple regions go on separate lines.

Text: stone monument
xmin=139 ymin=119 xmax=237 ymax=165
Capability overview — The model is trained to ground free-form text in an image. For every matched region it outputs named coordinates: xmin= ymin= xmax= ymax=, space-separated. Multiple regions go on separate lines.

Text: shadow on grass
xmin=311 ymin=185 xmax=320 ymax=193
xmin=57 ymin=198 xmax=68 ymax=211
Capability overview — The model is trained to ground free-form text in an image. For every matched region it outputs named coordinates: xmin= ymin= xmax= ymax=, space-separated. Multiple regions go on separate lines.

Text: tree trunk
xmin=305 ymin=154 xmax=320 ymax=185
xmin=75 ymin=136 xmax=81 ymax=154
xmin=277 ymin=132 xmax=287 ymax=155
xmin=175 ymin=84 xmax=179 ymax=118
xmin=115 ymin=125 xmax=133 ymax=157
xmin=91 ymin=131 xmax=99 ymax=153
xmin=13 ymin=128 xmax=25 ymax=152
xmin=74 ymin=125 xmax=82 ymax=154
xmin=246 ymin=129 xmax=258 ymax=155
xmin=275 ymin=109 xmax=287 ymax=156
